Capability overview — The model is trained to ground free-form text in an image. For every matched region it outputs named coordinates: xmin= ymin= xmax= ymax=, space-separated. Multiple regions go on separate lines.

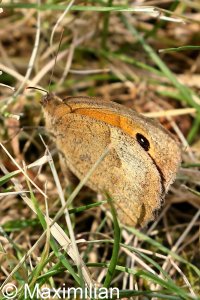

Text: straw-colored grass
xmin=0 ymin=1 xmax=200 ymax=299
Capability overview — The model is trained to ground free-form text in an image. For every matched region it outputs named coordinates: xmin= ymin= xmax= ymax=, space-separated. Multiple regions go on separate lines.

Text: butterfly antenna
xmin=26 ymin=86 xmax=49 ymax=95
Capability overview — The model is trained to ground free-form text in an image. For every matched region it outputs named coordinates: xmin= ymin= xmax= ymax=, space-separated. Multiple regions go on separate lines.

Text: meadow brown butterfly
xmin=41 ymin=93 xmax=181 ymax=227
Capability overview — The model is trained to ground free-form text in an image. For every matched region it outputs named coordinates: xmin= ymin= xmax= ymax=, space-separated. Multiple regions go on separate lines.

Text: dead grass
xmin=0 ymin=0 xmax=200 ymax=299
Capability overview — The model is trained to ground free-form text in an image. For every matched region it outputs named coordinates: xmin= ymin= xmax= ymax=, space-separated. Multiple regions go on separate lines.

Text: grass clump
xmin=0 ymin=1 xmax=200 ymax=299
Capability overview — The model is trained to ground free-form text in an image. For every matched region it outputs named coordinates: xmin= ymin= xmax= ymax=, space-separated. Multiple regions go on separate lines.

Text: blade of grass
xmin=0 ymin=170 xmax=19 ymax=186
xmin=101 ymin=0 xmax=113 ymax=49
xmin=1 ymin=3 xmax=198 ymax=24
xmin=103 ymin=196 xmax=121 ymax=288
xmin=69 ymin=200 xmax=106 ymax=214
xmin=115 ymin=289 xmax=190 ymax=300
xmin=187 ymin=118 xmax=200 ymax=144
xmin=182 ymin=163 xmax=200 ymax=168
xmin=2 ymin=219 xmax=40 ymax=232
xmin=88 ymin=263 xmax=195 ymax=299
xmin=159 ymin=45 xmax=200 ymax=53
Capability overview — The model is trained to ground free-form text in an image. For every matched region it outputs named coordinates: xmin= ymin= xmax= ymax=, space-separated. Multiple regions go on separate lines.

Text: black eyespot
xmin=136 ymin=133 xmax=150 ymax=151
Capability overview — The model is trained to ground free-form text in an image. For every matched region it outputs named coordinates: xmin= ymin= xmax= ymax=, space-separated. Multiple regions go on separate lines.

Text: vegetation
xmin=0 ymin=1 xmax=200 ymax=299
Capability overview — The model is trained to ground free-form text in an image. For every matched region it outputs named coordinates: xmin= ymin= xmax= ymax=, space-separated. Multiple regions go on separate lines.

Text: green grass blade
xmin=103 ymin=196 xmax=121 ymax=288
xmin=69 ymin=200 xmax=106 ymax=214
xmin=159 ymin=45 xmax=200 ymax=53
xmin=0 ymin=170 xmax=19 ymax=186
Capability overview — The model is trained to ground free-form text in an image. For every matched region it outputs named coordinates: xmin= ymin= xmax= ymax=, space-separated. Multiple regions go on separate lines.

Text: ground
xmin=0 ymin=1 xmax=200 ymax=299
